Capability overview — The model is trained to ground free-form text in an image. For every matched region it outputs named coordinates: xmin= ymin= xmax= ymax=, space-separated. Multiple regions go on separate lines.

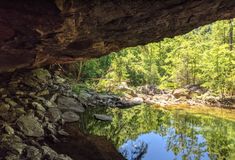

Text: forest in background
xmin=65 ymin=19 xmax=235 ymax=97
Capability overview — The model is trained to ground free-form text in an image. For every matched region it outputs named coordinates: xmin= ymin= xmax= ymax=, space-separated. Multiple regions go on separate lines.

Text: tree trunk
xmin=77 ymin=61 xmax=84 ymax=82
xmin=229 ymin=19 xmax=233 ymax=50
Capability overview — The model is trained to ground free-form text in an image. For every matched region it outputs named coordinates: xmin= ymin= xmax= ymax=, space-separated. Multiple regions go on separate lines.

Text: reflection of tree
xmin=166 ymin=113 xmax=206 ymax=160
xmin=82 ymin=105 xmax=235 ymax=160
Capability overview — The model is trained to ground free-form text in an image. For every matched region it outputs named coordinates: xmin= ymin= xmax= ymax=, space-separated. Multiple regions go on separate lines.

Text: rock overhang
xmin=0 ymin=0 xmax=235 ymax=73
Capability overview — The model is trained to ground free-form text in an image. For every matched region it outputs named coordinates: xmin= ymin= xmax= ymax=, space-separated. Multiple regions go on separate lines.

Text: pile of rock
xmin=0 ymin=68 xmax=86 ymax=160
xmin=79 ymin=90 xmax=141 ymax=108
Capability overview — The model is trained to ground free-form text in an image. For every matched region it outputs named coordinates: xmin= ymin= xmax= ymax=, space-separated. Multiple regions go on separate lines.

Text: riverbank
xmin=0 ymin=68 xmax=123 ymax=160
xmin=0 ymin=68 xmax=234 ymax=160
xmin=76 ymin=83 xmax=235 ymax=110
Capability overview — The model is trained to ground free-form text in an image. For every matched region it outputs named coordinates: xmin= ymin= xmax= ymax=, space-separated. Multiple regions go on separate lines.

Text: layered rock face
xmin=0 ymin=0 xmax=235 ymax=72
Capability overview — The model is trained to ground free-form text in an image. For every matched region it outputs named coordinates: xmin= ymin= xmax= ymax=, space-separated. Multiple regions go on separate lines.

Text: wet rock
xmin=25 ymin=146 xmax=42 ymax=160
xmin=62 ymin=111 xmax=80 ymax=123
xmin=58 ymin=96 xmax=85 ymax=113
xmin=94 ymin=114 xmax=113 ymax=121
xmin=17 ymin=115 xmax=44 ymax=137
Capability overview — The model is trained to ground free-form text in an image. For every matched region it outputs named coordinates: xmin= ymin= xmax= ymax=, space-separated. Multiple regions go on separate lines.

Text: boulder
xmin=129 ymin=97 xmax=144 ymax=105
xmin=62 ymin=111 xmax=80 ymax=123
xmin=173 ymin=88 xmax=190 ymax=99
xmin=94 ymin=114 xmax=113 ymax=121
xmin=57 ymin=96 xmax=85 ymax=113
xmin=17 ymin=115 xmax=44 ymax=137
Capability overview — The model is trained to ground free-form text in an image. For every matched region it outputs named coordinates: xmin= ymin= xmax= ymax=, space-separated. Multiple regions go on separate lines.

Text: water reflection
xmin=80 ymin=105 xmax=235 ymax=160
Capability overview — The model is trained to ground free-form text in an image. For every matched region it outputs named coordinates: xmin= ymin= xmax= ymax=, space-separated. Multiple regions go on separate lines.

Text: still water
xmin=80 ymin=105 xmax=235 ymax=160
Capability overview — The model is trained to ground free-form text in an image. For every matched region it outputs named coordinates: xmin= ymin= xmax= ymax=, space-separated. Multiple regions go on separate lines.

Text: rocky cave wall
xmin=0 ymin=0 xmax=235 ymax=73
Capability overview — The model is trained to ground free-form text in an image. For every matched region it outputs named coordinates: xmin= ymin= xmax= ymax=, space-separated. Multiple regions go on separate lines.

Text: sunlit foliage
xmin=77 ymin=19 xmax=235 ymax=96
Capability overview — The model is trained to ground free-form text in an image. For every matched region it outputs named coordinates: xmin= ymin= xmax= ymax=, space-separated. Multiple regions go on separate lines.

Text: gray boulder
xmin=58 ymin=96 xmax=85 ymax=113
xmin=62 ymin=111 xmax=80 ymax=123
xmin=94 ymin=114 xmax=113 ymax=121
xmin=17 ymin=115 xmax=44 ymax=137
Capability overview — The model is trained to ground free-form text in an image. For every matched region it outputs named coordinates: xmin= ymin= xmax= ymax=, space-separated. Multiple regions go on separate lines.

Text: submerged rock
xmin=94 ymin=114 xmax=113 ymax=121
xmin=17 ymin=115 xmax=44 ymax=137
xmin=62 ymin=111 xmax=80 ymax=123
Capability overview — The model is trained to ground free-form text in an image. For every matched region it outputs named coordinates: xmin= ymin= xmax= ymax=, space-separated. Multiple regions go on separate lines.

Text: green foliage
xmin=76 ymin=19 xmax=235 ymax=96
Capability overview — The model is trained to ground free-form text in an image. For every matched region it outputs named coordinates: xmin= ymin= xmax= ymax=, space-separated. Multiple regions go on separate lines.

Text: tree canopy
xmin=71 ymin=19 xmax=235 ymax=96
